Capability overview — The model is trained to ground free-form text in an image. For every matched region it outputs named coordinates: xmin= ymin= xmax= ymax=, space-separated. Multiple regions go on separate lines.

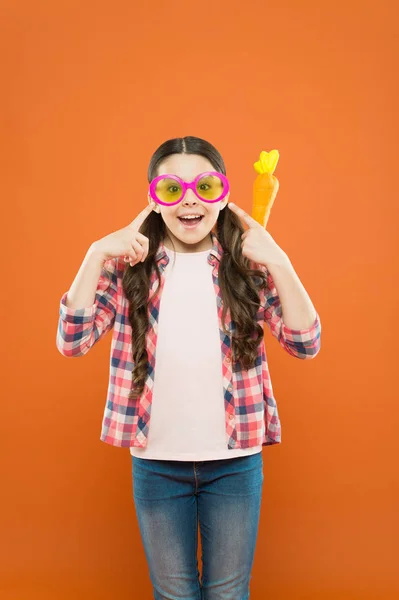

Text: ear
xmin=148 ymin=193 xmax=160 ymax=213
xmin=220 ymin=191 xmax=230 ymax=210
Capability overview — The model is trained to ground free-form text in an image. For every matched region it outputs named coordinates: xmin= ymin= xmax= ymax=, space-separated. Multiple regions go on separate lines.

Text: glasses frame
xmin=149 ymin=171 xmax=230 ymax=207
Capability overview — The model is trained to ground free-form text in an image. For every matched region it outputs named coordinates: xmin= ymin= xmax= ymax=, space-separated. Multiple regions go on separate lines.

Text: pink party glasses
xmin=149 ymin=171 xmax=230 ymax=207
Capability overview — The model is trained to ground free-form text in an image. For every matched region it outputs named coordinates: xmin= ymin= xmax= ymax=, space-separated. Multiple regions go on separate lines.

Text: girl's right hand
xmin=92 ymin=201 xmax=157 ymax=266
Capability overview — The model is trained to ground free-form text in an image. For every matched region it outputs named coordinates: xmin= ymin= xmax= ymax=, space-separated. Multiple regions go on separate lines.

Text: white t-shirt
xmin=130 ymin=245 xmax=262 ymax=461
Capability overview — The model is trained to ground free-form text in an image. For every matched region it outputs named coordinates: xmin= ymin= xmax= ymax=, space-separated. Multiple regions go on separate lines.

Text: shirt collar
xmin=155 ymin=231 xmax=222 ymax=264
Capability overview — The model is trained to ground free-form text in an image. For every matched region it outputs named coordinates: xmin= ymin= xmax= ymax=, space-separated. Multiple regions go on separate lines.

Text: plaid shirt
xmin=56 ymin=232 xmax=321 ymax=449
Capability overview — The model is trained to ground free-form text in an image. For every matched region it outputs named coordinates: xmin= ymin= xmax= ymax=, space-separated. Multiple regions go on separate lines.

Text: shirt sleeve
xmin=257 ymin=263 xmax=321 ymax=359
xmin=56 ymin=257 xmax=119 ymax=357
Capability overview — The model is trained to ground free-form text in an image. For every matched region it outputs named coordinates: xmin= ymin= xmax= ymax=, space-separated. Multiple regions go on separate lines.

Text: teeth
xmin=180 ymin=215 xmax=202 ymax=219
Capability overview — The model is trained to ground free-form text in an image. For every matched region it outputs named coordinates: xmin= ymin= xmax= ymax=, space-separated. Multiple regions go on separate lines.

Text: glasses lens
xmin=196 ymin=174 xmax=225 ymax=201
xmin=155 ymin=177 xmax=183 ymax=204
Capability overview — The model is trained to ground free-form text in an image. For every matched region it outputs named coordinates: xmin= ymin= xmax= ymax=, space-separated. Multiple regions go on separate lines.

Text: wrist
xmin=263 ymin=249 xmax=291 ymax=269
xmin=88 ymin=242 xmax=108 ymax=265
xmin=265 ymin=253 xmax=293 ymax=275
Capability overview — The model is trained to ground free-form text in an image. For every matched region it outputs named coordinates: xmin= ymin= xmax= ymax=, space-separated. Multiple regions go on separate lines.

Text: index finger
xmin=228 ymin=202 xmax=259 ymax=228
xmin=130 ymin=201 xmax=156 ymax=229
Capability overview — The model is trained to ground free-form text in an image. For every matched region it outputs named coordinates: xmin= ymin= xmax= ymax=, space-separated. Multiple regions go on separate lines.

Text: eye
xmin=167 ymin=185 xmax=180 ymax=193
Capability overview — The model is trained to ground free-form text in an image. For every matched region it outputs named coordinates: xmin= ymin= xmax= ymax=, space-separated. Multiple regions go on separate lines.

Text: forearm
xmin=265 ymin=257 xmax=318 ymax=330
xmin=65 ymin=243 xmax=107 ymax=309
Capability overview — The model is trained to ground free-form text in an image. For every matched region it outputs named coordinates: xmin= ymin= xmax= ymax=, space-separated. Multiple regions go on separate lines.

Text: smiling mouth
xmin=178 ymin=215 xmax=204 ymax=227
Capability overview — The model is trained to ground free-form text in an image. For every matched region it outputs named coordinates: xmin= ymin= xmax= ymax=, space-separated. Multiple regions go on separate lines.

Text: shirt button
xmin=226 ymin=356 xmax=231 ymax=363
xmin=228 ymin=414 xmax=234 ymax=420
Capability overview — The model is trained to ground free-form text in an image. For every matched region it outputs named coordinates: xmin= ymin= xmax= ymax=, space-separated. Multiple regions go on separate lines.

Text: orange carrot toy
xmin=251 ymin=149 xmax=280 ymax=228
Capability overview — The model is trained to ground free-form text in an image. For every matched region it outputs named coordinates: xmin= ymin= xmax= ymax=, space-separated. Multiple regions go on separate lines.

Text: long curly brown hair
xmin=121 ymin=136 xmax=268 ymax=400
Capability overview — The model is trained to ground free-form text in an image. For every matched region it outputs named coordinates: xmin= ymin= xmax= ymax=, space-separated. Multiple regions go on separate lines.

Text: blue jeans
xmin=132 ymin=451 xmax=264 ymax=600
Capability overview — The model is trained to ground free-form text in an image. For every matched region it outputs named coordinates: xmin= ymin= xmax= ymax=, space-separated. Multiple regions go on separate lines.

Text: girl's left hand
xmin=228 ymin=202 xmax=290 ymax=268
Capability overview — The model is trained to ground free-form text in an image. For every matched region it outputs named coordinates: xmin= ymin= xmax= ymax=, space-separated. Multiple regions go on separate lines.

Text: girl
xmin=57 ymin=135 xmax=321 ymax=600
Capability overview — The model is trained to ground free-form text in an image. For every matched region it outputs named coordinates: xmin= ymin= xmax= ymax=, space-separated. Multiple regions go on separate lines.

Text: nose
xmin=182 ymin=188 xmax=199 ymax=205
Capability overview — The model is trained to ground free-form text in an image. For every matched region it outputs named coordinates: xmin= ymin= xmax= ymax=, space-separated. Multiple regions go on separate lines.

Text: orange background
xmin=1 ymin=1 xmax=398 ymax=598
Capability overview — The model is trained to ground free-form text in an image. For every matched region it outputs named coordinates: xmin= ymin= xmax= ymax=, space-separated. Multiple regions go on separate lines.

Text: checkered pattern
xmin=56 ymin=232 xmax=321 ymax=449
